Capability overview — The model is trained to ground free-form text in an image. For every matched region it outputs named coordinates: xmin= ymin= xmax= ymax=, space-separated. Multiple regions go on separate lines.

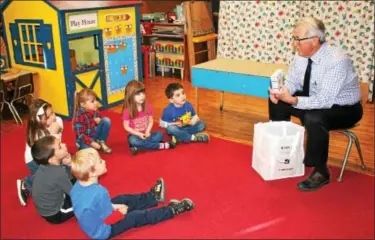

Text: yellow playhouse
xmin=1 ymin=0 xmax=142 ymax=118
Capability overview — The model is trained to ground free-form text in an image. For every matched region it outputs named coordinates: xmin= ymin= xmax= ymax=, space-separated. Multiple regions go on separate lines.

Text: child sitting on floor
xmin=73 ymin=88 xmax=112 ymax=153
xmin=122 ymin=80 xmax=173 ymax=155
xmin=31 ymin=135 xmax=76 ymax=224
xmin=17 ymin=99 xmax=71 ymax=207
xmin=160 ymin=82 xmax=209 ymax=145
xmin=70 ymin=148 xmax=194 ymax=239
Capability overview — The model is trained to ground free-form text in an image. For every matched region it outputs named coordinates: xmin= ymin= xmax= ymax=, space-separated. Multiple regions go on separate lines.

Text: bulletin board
xmin=103 ymin=35 xmax=138 ymax=94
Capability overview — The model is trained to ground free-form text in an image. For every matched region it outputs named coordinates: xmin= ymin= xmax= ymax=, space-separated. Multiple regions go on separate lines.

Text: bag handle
xmin=282 ymin=122 xmax=302 ymax=158
xmin=289 ymin=131 xmax=302 ymax=158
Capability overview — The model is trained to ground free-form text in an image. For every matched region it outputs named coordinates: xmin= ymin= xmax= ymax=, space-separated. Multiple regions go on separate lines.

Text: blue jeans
xmin=77 ymin=117 xmax=111 ymax=150
xmin=24 ymin=160 xmax=39 ymax=192
xmin=128 ymin=131 xmax=164 ymax=150
xmin=109 ymin=192 xmax=174 ymax=239
xmin=166 ymin=121 xmax=206 ymax=142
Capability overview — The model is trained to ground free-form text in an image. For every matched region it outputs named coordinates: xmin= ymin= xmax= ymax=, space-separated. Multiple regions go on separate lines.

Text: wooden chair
xmin=0 ymin=80 xmax=21 ymax=124
xmin=335 ymin=82 xmax=368 ymax=182
xmin=10 ymin=73 xmax=35 ymax=124
xmin=184 ymin=1 xmax=217 ymax=78
xmin=190 ymin=33 xmax=217 ymax=65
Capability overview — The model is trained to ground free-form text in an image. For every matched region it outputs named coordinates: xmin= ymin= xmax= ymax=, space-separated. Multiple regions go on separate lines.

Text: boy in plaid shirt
xmin=73 ymin=88 xmax=112 ymax=154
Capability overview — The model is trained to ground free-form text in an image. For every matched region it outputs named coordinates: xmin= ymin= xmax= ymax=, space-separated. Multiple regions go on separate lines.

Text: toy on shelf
xmin=155 ymin=39 xmax=184 ymax=80
xmin=156 ymin=52 xmax=184 ymax=80
xmin=155 ymin=40 xmax=184 ymax=54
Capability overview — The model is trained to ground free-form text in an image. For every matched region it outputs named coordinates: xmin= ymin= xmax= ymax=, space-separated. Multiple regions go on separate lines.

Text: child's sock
xmin=159 ymin=142 xmax=170 ymax=149
xmin=191 ymin=134 xmax=196 ymax=141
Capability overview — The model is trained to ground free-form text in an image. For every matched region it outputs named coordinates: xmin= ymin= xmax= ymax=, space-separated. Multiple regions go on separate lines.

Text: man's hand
xmin=269 ymin=87 xmax=279 ymax=104
xmin=275 ymin=85 xmax=297 ymax=105
xmin=94 ymin=117 xmax=101 ymax=125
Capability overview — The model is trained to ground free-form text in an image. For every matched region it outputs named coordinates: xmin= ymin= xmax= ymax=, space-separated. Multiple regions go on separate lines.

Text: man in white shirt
xmin=269 ymin=17 xmax=363 ymax=191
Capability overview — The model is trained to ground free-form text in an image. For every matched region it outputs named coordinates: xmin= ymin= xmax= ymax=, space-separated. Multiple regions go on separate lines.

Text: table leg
xmin=220 ymin=91 xmax=224 ymax=111
xmin=195 ymin=87 xmax=199 ymax=115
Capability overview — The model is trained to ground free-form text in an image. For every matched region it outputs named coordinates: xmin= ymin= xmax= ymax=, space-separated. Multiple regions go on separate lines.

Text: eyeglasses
xmin=291 ymin=36 xmax=316 ymax=44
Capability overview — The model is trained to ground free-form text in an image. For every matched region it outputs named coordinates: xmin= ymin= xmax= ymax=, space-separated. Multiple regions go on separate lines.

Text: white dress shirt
xmin=285 ymin=43 xmax=361 ymax=110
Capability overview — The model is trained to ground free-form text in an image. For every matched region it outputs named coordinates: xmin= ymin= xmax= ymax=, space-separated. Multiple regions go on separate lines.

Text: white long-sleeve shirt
xmin=285 ymin=43 xmax=361 ymax=110
xmin=24 ymin=116 xmax=64 ymax=164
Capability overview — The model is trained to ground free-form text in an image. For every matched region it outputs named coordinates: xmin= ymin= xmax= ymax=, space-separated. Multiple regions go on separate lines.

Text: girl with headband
xmin=17 ymin=99 xmax=72 ymax=207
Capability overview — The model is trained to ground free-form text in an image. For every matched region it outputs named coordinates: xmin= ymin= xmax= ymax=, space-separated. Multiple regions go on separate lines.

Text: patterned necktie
xmin=301 ymin=58 xmax=313 ymax=97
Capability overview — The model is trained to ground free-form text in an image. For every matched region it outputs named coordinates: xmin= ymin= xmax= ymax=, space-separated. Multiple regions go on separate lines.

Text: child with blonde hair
xmin=122 ymin=80 xmax=173 ymax=155
xmin=70 ymin=148 xmax=194 ymax=239
xmin=17 ymin=99 xmax=71 ymax=206
xmin=73 ymin=88 xmax=112 ymax=153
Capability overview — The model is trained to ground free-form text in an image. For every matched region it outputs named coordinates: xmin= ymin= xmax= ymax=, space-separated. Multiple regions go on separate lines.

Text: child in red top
xmin=73 ymin=88 xmax=112 ymax=153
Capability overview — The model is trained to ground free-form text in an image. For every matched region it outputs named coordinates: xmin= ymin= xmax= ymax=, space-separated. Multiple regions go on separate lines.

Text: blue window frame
xmin=9 ymin=19 xmax=56 ymax=70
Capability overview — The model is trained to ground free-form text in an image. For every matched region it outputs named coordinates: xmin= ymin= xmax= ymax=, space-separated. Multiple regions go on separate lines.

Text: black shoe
xmin=170 ymin=136 xmax=178 ymax=148
xmin=297 ymin=172 xmax=330 ymax=191
xmin=129 ymin=146 xmax=138 ymax=156
xmin=17 ymin=179 xmax=29 ymax=206
xmin=193 ymin=133 xmax=209 ymax=142
xmin=150 ymin=178 xmax=165 ymax=203
xmin=168 ymin=198 xmax=195 ymax=216
xmin=307 ymin=167 xmax=329 ymax=180
xmin=169 ymin=141 xmax=176 ymax=149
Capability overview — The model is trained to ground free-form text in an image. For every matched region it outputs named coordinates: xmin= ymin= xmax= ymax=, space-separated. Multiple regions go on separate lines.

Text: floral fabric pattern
xmin=218 ymin=1 xmax=374 ymax=100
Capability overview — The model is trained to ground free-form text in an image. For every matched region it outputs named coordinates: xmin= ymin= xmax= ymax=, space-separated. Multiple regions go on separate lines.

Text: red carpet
xmin=1 ymin=110 xmax=374 ymax=239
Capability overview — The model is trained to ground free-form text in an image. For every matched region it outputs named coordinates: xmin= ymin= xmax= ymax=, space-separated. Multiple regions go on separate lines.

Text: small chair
xmin=335 ymin=83 xmax=368 ymax=182
xmin=10 ymin=73 xmax=35 ymax=124
xmin=184 ymin=1 xmax=218 ymax=79
xmin=0 ymin=80 xmax=21 ymax=124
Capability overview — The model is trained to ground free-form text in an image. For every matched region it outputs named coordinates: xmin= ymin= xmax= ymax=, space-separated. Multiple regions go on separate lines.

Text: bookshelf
xmin=141 ymin=21 xmax=188 ymax=80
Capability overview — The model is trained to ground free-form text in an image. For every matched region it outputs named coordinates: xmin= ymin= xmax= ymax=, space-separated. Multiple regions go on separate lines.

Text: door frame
xmin=67 ymin=29 xmax=107 ymax=107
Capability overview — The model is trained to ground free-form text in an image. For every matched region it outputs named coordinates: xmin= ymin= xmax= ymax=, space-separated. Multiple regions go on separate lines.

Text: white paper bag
xmin=252 ymin=121 xmax=305 ymax=181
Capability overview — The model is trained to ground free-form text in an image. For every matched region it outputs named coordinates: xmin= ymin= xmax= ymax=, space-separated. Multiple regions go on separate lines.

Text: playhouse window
xmin=68 ymin=34 xmax=100 ymax=72
xmin=10 ymin=20 xmax=56 ymax=70
xmin=20 ymin=24 xmax=44 ymax=64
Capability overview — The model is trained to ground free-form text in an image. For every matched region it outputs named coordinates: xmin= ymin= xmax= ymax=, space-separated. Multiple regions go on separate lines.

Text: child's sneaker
xmin=97 ymin=140 xmax=112 ymax=154
xmin=150 ymin=178 xmax=165 ymax=203
xmin=193 ymin=133 xmax=209 ymax=142
xmin=16 ymin=179 xmax=29 ymax=207
xmin=168 ymin=198 xmax=195 ymax=216
xmin=129 ymin=146 xmax=138 ymax=156
xmin=170 ymin=136 xmax=178 ymax=148
xmin=169 ymin=141 xmax=176 ymax=149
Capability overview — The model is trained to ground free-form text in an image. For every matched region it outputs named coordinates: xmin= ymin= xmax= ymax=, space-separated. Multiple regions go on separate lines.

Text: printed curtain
xmin=218 ymin=0 xmax=374 ymax=100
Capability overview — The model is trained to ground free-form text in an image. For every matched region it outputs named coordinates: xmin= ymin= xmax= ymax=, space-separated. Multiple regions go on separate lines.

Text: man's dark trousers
xmin=268 ymin=99 xmax=363 ymax=174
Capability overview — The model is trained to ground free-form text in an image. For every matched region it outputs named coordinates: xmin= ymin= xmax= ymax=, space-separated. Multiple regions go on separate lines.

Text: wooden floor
xmin=112 ymin=77 xmax=374 ymax=175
